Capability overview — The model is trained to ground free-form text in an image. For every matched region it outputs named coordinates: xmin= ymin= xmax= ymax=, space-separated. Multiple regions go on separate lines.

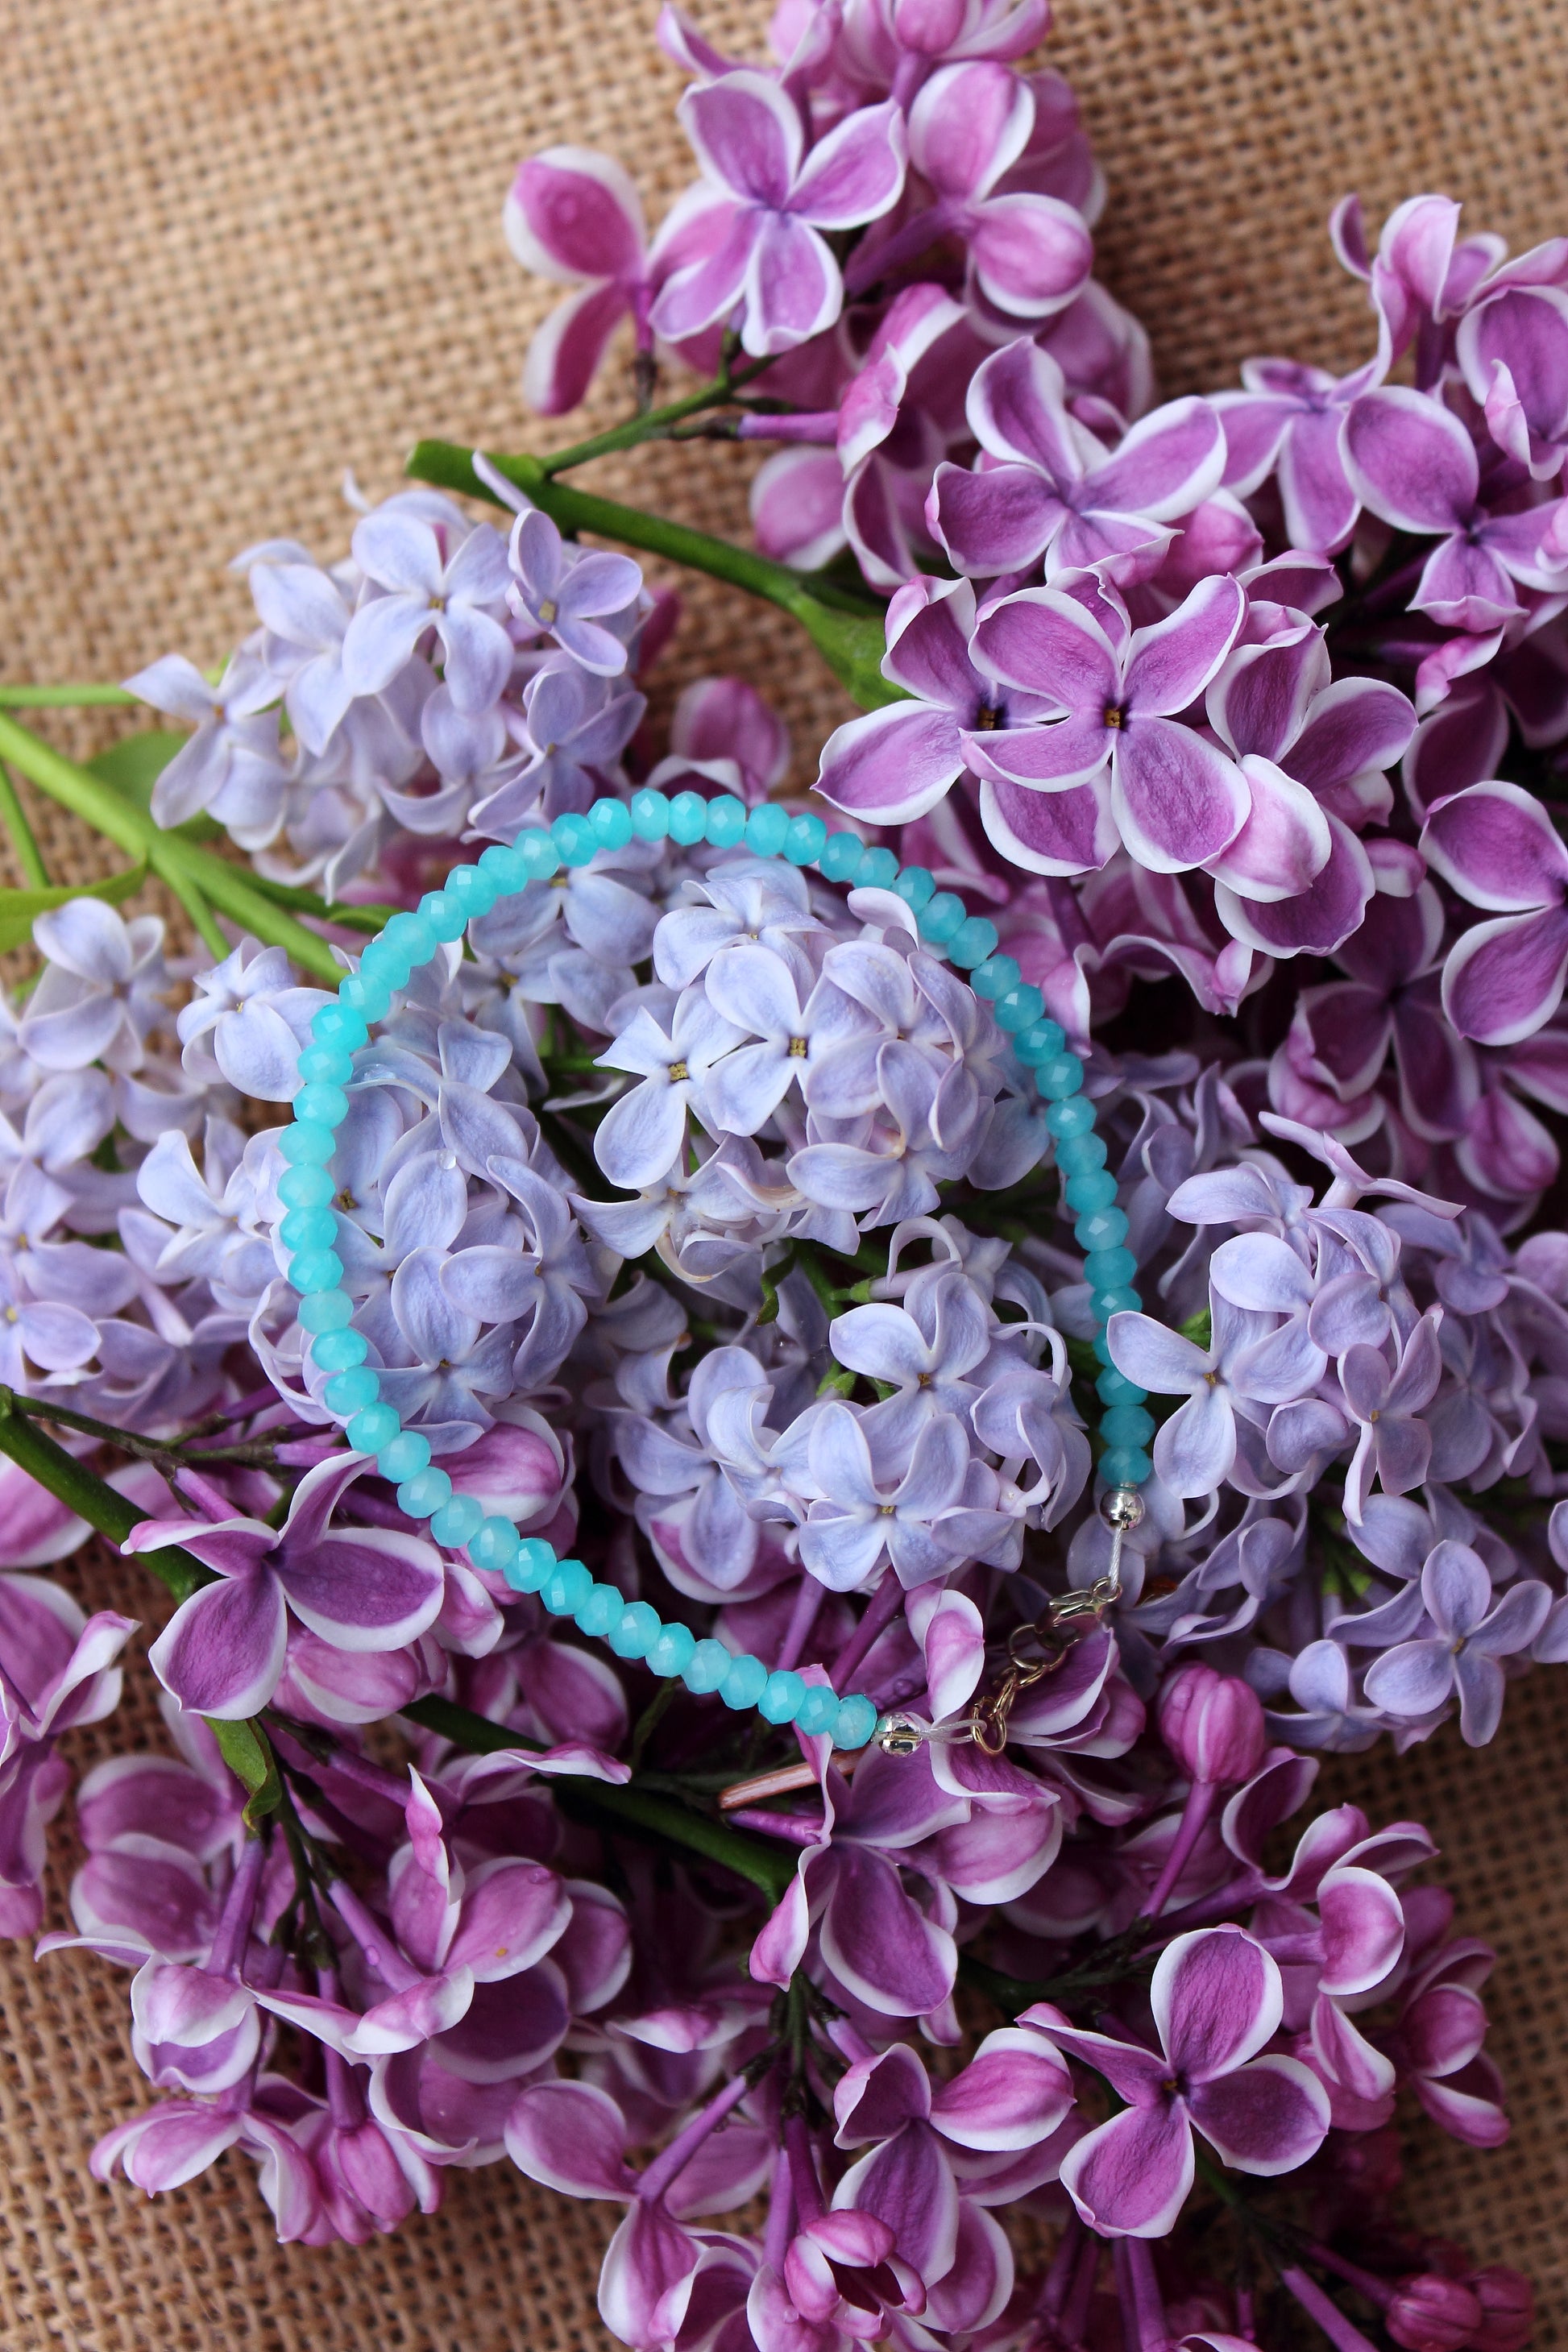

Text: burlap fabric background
xmin=0 ymin=1 xmax=1565 ymax=2344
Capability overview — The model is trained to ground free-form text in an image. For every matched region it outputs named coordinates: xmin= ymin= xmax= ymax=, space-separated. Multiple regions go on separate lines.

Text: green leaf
xmin=0 ymin=865 xmax=149 ymax=952
xmin=210 ymin=1718 xmax=283 ymax=1827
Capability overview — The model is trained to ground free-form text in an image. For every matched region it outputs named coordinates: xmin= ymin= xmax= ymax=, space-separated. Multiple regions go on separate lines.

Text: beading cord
xmin=279 ymin=785 xmax=1152 ymax=1756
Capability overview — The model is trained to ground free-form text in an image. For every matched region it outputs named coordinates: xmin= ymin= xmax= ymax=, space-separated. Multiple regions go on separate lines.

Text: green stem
xmin=536 ymin=359 xmax=775 ymax=476
xmin=404 ymin=443 xmax=901 ymax=711
xmin=401 ymin=1695 xmax=794 ymax=1898
xmin=0 ymin=684 xmax=139 ymax=707
xmin=1 ymin=1388 xmax=278 ymax=1470
xmin=0 ymin=765 xmax=49 ymax=888
xmin=0 ymin=712 xmax=346 ymax=985
xmin=160 ymin=860 xmax=228 ymax=962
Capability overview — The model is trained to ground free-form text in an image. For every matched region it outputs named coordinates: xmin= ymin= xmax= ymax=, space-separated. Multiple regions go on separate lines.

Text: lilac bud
xmin=1386 ymin=2275 xmax=1484 ymax=2352
xmin=1157 ymin=1662 xmax=1266 ymax=1785
xmin=1466 ymin=2271 xmax=1534 ymax=2352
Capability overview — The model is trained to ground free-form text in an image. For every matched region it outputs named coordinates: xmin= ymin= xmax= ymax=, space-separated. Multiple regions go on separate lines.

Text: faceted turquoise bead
xmin=794 ymin=1684 xmax=840 ymax=1737
xmin=705 ymin=794 xmax=748 ymax=847
xmin=430 ymin=1492 xmax=484 ymax=1548
xmin=759 ymin=1669 xmax=807 ymax=1724
xmin=553 ymin=812 xmax=597 ymax=866
xmin=720 ymin=1653 xmax=769 ymax=1711
xmin=646 ymin=1621 xmax=696 ymax=1678
xmin=384 ymin=913 xmax=436 ymax=964
xmin=297 ymin=1043 xmax=354 ymax=1087
xmin=298 ymin=1289 xmax=354 ymax=1333
xmin=324 ymin=1367 xmax=380 ymax=1415
xmin=919 ymin=890 xmax=965 ymax=943
xmin=1093 ymin=1331 xmax=1117 ymax=1366
xmin=1101 ymin=1446 xmax=1152 ymax=1487
xmin=893 ymin=865 xmax=935 ymax=911
xmin=520 ymin=830 xmax=562 ymax=881
xmin=819 ymin=832 xmax=864 ymax=883
xmin=1091 ymin=1286 xmax=1143 ymax=1321
xmin=1084 ymin=1244 xmax=1138 ymax=1290
xmin=995 ymin=985 xmax=1046 ymax=1033
xmin=1014 ymin=1020 xmax=1064 ymax=1064
xmin=682 ymin=1637 xmax=733 ymax=1695
xmin=310 ymin=1327 xmax=367 ymax=1372
xmin=397 ymin=1466 xmax=453 ymax=1519
xmin=969 ymin=954 xmax=1019 ymax=1002
xmin=479 ymin=844 xmax=529 ymax=891
xmin=295 ymin=1081 xmax=349 ymax=1129
xmin=833 ymin=1694 xmax=878 ymax=1749
xmin=360 ymin=941 xmax=410 ymax=990
xmin=419 ymin=890 xmax=467 ymax=942
xmin=609 ymin=1600 xmax=662 ymax=1657
xmin=447 ymin=866 xmax=499 ymax=917
xmin=1097 ymin=1367 xmax=1148 ymax=1408
xmin=1064 ymin=1169 xmax=1118 ymax=1214
xmin=280 ymin=1121 xmax=335 ymax=1166
xmin=313 ymin=1002 xmax=369 ymax=1051
xmin=783 ymin=813 xmax=826 ymax=865
xmin=1101 ymin=1404 xmax=1155 ymax=1449
xmin=468 ymin=1516 xmax=520 ymax=1573
xmin=575 ymin=1582 xmax=626 ymax=1640
xmin=346 ymin=1403 xmax=400 ymax=1453
xmin=948 ymin=916 xmax=998 ymax=968
xmin=1055 ymin=1130 xmax=1107 ymax=1177
xmin=280 ymin=1205 xmax=337 ymax=1254
xmin=378 ymin=1430 xmax=432 ymax=1483
xmin=288 ymin=1248 xmax=342 ymax=1295
xmin=1076 ymin=1205 xmax=1130 ymax=1254
xmin=591 ymin=797 xmax=634 ymax=851
xmin=630 ymin=788 xmax=671 ymax=839
xmin=513 ymin=1537 xmax=557 ymax=1591
xmin=541 ymin=1558 xmax=592 ymax=1616
xmin=857 ymin=847 xmax=898 ymax=887
xmin=1046 ymin=1097 xmax=1096 ymax=1139
xmin=339 ymin=973 xmax=392 ymax=1023
xmin=1037 ymin=1054 xmax=1084 ymax=1100
xmin=277 ymin=1164 xmax=334 ymax=1209
xmin=669 ymin=790 xmax=708 ymax=844
xmin=745 ymin=805 xmax=789 ymax=857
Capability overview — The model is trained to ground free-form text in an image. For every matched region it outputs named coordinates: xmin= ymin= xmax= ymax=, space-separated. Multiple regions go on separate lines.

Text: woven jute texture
xmin=1 ymin=0 xmax=1566 ymax=2344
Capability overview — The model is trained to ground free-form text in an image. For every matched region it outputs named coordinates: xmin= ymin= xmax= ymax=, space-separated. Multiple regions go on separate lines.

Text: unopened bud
xmin=1156 ymin=1661 xmax=1265 ymax=1785
xmin=1466 ymin=2268 xmax=1533 ymax=2352
xmin=1386 ymin=2274 xmax=1484 ymax=2352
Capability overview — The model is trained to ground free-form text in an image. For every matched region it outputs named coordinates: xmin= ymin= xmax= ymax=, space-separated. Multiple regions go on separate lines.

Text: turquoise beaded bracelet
xmin=280 ymin=786 xmax=1152 ymax=1753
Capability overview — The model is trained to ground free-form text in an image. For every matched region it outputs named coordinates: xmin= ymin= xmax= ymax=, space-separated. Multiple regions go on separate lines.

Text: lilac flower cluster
xmin=0 ymin=0 xmax=1555 ymax=2337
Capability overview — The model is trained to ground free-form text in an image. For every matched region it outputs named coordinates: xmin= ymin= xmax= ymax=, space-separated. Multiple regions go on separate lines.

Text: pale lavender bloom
xmin=362 ymin=1245 xmax=521 ymax=1429
xmin=846 ymin=62 xmax=1091 ymax=319
xmin=815 ymin=575 xmax=1060 ymax=832
xmin=788 ymin=1042 xmax=980 ymax=1227
xmin=968 ymin=573 xmax=1249 ymax=880
xmin=1338 ymin=1313 xmax=1445 ymax=1521
xmin=650 ymin=75 xmax=906 ymax=357
xmin=594 ymin=990 xmax=745 ymax=1191
xmin=1362 ymin=1541 xmax=1551 ymax=1743
xmin=1342 ymin=387 xmax=1568 ymax=631
xmin=799 ymin=1402 xmax=1006 ymax=1590
xmin=471 ymin=840 xmax=660 ymax=978
xmin=19 ymin=903 xmax=169 ymax=1076
xmin=0 ymin=1159 xmax=136 ymax=1385
xmin=1421 ymin=781 xmax=1568 ymax=1046
xmin=471 ymin=665 xmax=645 ymax=834
xmin=927 ymin=338 xmax=1225 ymax=581
xmin=1107 ymin=1292 xmax=1305 ymax=1499
xmin=1042 ymin=1927 xmax=1329 ymax=2237
xmin=507 ymin=509 xmax=644 ymax=675
xmin=1256 ymin=1639 xmax=1387 ymax=1753
xmin=656 ymin=860 xmax=823 ymax=991
xmin=177 ymin=939 xmax=334 ymax=1101
xmin=342 ymin=511 xmax=513 ymax=715
xmin=504 ymin=147 xmax=652 ymax=416
xmin=703 ymin=945 xmax=874 ymax=1135
xmin=135 ymin=1121 xmax=277 ymax=1309
xmin=122 ymin=650 xmax=288 ymax=836
xmin=828 ymin=1262 xmax=998 ymax=1435
xmin=136 ymin=1457 xmax=446 ymax=1719
xmin=245 ymin=558 xmax=358 ymax=756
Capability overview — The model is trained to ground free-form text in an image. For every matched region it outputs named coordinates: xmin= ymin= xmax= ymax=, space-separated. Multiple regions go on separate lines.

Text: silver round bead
xmin=877 ymin=1711 xmax=925 ymax=1758
xmin=1101 ymin=1484 xmax=1145 ymax=1533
